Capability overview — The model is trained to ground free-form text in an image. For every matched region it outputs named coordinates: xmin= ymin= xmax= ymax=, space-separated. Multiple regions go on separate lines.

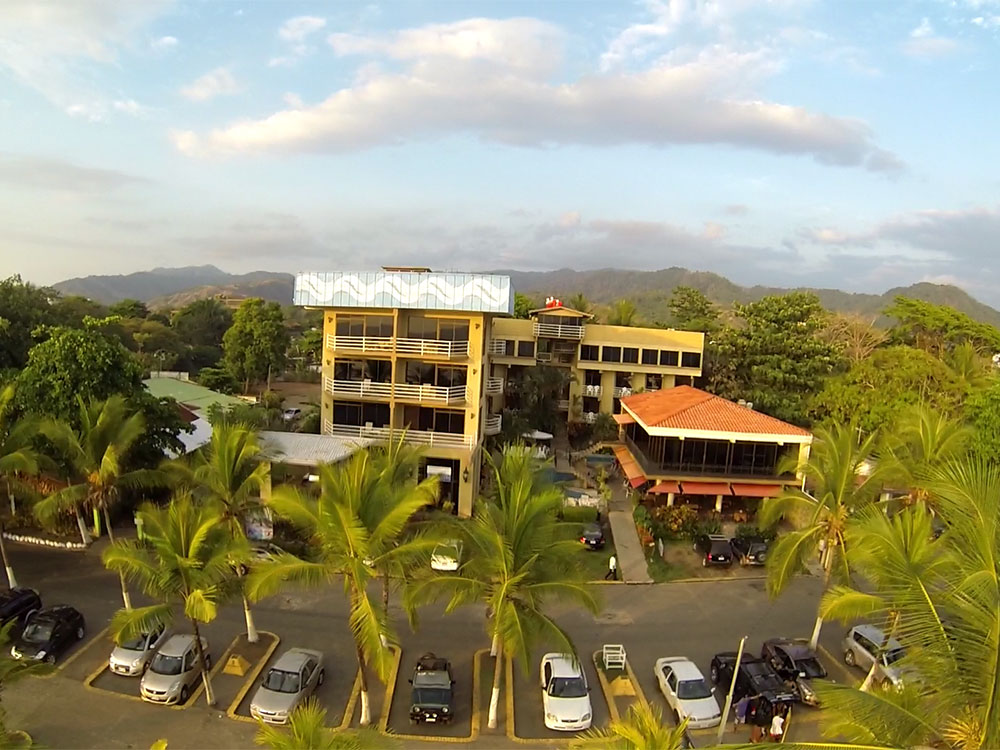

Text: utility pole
xmin=717 ymin=635 xmax=747 ymax=745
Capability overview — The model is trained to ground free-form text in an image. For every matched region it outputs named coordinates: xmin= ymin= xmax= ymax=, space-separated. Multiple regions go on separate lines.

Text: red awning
xmin=612 ymin=444 xmax=645 ymax=487
xmin=648 ymin=481 xmax=681 ymax=495
xmin=731 ymin=483 xmax=782 ymax=498
xmin=629 ymin=474 xmax=647 ymax=488
xmin=681 ymin=481 xmax=733 ymax=496
xmin=613 ymin=413 xmax=635 ymax=425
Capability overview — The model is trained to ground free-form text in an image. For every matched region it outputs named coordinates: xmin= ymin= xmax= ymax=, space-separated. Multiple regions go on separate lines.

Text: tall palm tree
xmin=102 ymin=494 xmax=242 ymax=707
xmin=36 ymin=396 xmax=159 ymax=608
xmin=247 ymin=448 xmax=437 ymax=726
xmin=567 ymin=293 xmax=592 ymax=315
xmin=947 ymin=341 xmax=993 ymax=391
xmin=570 ymin=702 xmax=689 ymax=750
xmin=0 ymin=385 xmax=41 ymax=588
xmin=607 ymin=299 xmax=638 ymax=327
xmin=167 ymin=423 xmax=268 ymax=642
xmin=254 ymin=698 xmax=388 ymax=750
xmin=759 ymin=423 xmax=884 ymax=648
xmin=407 ymin=446 xmax=599 ymax=729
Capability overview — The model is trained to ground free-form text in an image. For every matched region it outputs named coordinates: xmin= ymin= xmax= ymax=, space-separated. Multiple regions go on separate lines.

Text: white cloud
xmin=279 ymin=16 xmax=326 ymax=42
xmin=282 ymin=92 xmax=304 ymax=108
xmin=112 ymin=98 xmax=151 ymax=117
xmin=911 ymin=17 xmax=934 ymax=38
xmin=180 ymin=66 xmax=240 ymax=102
xmin=151 ymin=35 xmax=178 ymax=51
xmin=902 ymin=18 xmax=959 ymax=57
xmin=0 ymin=152 xmax=150 ymax=192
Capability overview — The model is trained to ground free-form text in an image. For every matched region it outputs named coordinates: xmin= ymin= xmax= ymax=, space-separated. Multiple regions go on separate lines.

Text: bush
xmin=691 ymin=516 xmax=722 ymax=539
xmin=649 ymin=504 xmax=699 ymax=540
xmin=735 ymin=523 xmax=777 ymax=542
xmin=567 ymin=421 xmax=593 ymax=449
xmin=197 ymin=366 xmax=239 ymax=394
xmin=561 ymin=505 xmax=598 ymax=524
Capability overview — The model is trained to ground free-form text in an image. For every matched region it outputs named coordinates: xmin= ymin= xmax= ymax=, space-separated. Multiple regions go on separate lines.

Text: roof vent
xmin=381 ymin=266 xmax=431 ymax=273
xmin=746 ymin=402 xmax=753 ymax=410
xmin=737 ymin=399 xmax=746 ymax=407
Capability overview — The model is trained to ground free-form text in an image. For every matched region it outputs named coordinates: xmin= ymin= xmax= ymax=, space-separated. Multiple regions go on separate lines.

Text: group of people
xmin=734 ymin=693 xmax=788 ymax=743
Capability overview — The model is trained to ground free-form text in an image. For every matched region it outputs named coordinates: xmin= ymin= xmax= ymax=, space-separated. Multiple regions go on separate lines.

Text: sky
xmin=2 ymin=0 xmax=1000 ymax=303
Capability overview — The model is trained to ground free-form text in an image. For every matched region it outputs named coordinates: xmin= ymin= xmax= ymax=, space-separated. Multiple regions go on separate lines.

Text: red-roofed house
xmin=615 ymin=386 xmax=813 ymax=512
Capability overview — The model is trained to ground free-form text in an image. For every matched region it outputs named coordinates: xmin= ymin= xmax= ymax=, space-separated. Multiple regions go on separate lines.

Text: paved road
xmin=4 ymin=537 xmax=848 ymax=749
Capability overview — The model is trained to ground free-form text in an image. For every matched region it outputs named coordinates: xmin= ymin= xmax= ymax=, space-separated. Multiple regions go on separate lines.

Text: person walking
xmin=734 ymin=693 xmax=752 ymax=732
xmin=604 ymin=554 xmax=618 ymax=580
xmin=748 ymin=699 xmax=766 ymax=743
xmin=769 ymin=706 xmax=786 ymax=742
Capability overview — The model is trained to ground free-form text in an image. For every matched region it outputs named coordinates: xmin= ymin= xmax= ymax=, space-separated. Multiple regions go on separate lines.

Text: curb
xmin=335 ymin=667 xmax=363 ymax=730
xmin=3 ymin=532 xmax=88 ymax=550
xmin=224 ymin=631 xmax=282 ymax=724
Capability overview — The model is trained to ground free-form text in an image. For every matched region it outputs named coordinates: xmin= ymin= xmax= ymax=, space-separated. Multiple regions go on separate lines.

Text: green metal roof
xmin=142 ymin=377 xmax=248 ymax=414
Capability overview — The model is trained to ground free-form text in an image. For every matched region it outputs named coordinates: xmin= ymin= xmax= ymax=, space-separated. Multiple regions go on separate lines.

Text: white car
xmin=654 ymin=657 xmax=722 ymax=729
xmin=430 ymin=541 xmax=462 ymax=572
xmin=540 ymin=653 xmax=592 ymax=731
xmin=109 ymin=625 xmax=170 ymax=676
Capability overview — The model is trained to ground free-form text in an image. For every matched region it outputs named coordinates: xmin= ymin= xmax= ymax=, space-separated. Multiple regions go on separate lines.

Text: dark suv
xmin=730 ymin=536 xmax=769 ymax=566
xmin=694 ymin=534 xmax=732 ymax=567
xmin=409 ymin=652 xmax=455 ymax=724
xmin=579 ymin=524 xmax=606 ymax=550
xmin=710 ymin=652 xmax=799 ymax=722
xmin=11 ymin=605 xmax=85 ymax=663
xmin=0 ymin=588 xmax=42 ymax=631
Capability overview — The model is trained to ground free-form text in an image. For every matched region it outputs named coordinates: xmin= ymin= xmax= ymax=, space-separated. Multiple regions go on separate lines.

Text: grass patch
xmin=645 ymin=552 xmax=682 ymax=583
xmin=560 ymin=505 xmax=600 ymax=523
xmin=555 ymin=521 xmax=617 ymax=581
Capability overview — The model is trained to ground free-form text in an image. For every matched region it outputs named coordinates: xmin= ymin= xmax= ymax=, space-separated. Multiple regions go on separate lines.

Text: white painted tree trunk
xmin=490 ymin=632 xmax=500 ymax=657
xmin=809 ymin=614 xmax=823 ymax=650
xmin=488 ymin=643 xmax=502 ymax=729
xmin=201 ymin=671 xmax=216 ymax=706
xmin=243 ymin=595 xmax=258 ymax=643
xmin=860 ymin=661 xmax=879 ymax=692
xmin=121 ymin=585 xmax=132 ymax=611
xmin=3 ymin=566 xmax=15 ymax=589
xmin=359 ymin=689 xmax=371 ymax=726
xmin=74 ymin=508 xmax=92 ymax=546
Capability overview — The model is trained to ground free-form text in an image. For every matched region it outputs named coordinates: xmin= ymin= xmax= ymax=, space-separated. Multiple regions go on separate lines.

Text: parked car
xmin=579 ymin=523 xmax=606 ymax=550
xmin=250 ymin=648 xmax=325 ymax=724
xmin=140 ymin=634 xmax=211 ymax=705
xmin=282 ymin=408 xmax=302 ymax=422
xmin=10 ymin=605 xmax=85 ymax=663
xmin=761 ymin=638 xmax=827 ymax=706
xmin=109 ymin=625 xmax=170 ymax=676
xmin=409 ymin=652 xmax=455 ymax=724
xmin=0 ymin=588 xmax=42 ymax=631
xmin=730 ymin=536 xmax=769 ymax=566
xmin=540 ymin=652 xmax=592 ymax=731
xmin=710 ymin=652 xmax=798 ymax=724
xmin=430 ymin=540 xmax=462 ymax=572
xmin=654 ymin=656 xmax=721 ymax=728
xmin=693 ymin=534 xmax=733 ymax=567
xmin=843 ymin=624 xmax=908 ymax=688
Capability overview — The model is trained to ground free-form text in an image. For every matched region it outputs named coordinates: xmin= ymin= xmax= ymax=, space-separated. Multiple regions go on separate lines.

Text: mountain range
xmin=52 ymin=265 xmax=1000 ymax=328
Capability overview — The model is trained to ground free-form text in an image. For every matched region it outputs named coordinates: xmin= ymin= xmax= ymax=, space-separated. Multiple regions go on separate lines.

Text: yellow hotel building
xmin=294 ymin=268 xmax=705 ymax=517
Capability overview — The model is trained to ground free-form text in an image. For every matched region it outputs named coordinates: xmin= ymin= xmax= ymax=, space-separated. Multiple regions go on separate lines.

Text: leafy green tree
xmin=880 ymin=406 xmax=971 ymax=507
xmin=809 ymin=346 xmax=966 ymax=433
xmin=966 ymin=381 xmax=1000 ymax=461
xmin=759 ymin=423 xmax=884 ymax=648
xmin=102 ymin=494 xmax=242 ymax=707
xmin=566 ymin=293 xmax=592 ymax=315
xmin=129 ymin=391 xmax=188 ymax=467
xmin=0 ymin=385 xmax=41 ymax=588
xmin=248 ymin=449 xmax=437 ymax=725
xmin=254 ymin=698 xmax=387 ymax=750
xmin=667 ymin=286 xmax=719 ymax=333
xmin=15 ymin=327 xmax=143 ymax=423
xmin=171 ymin=298 xmax=233 ymax=348
xmin=571 ymin=702 xmax=688 ymax=750
xmin=407 ymin=447 xmax=599 ymax=728
xmin=503 ymin=365 xmax=569 ymax=436
xmin=49 ymin=296 xmax=108 ymax=328
xmin=197 ymin=367 xmax=239 ymax=394
xmin=607 ymin=299 xmax=638 ymax=326
xmin=222 ymin=299 xmax=289 ymax=393
xmin=513 ymin=293 xmax=535 ymax=319
xmin=946 ymin=341 xmax=994 ymax=391
xmin=710 ymin=292 xmax=838 ymax=425
xmin=886 ymin=296 xmax=1000 ymax=356
xmin=591 ymin=412 xmax=620 ymax=443
xmin=0 ymin=275 xmax=57 ymax=370
xmin=108 ymin=299 xmax=149 ymax=320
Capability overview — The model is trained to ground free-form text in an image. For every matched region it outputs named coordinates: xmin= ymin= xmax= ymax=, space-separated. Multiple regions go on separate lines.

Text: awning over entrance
xmin=680 ymin=481 xmax=732 ymax=496
xmin=731 ymin=483 xmax=783 ymax=498
xmin=648 ymin=481 xmax=681 ymax=495
xmin=613 ymin=413 xmax=636 ymax=425
xmin=628 ymin=474 xmax=647 ymax=488
xmin=612 ymin=445 xmax=646 ymax=488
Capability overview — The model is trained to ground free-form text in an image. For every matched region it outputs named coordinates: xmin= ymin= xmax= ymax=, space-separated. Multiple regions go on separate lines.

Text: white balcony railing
xmin=322 ymin=420 xmax=475 ymax=449
xmin=325 ymin=334 xmax=468 ymax=358
xmin=557 ymin=399 xmax=570 ymax=410
xmin=533 ymin=322 xmax=585 ymax=340
xmin=582 ymin=411 xmax=598 ymax=424
xmin=583 ymin=384 xmax=602 ymax=398
xmin=324 ymin=378 xmax=393 ymax=400
xmin=323 ymin=377 xmax=466 ymax=404
xmin=488 ymin=339 xmax=507 ymax=355
xmin=612 ymin=386 xmax=633 ymax=398
xmin=484 ymin=414 xmax=502 ymax=436
xmin=536 ymin=352 xmax=552 ymax=363
xmin=485 ymin=377 xmax=503 ymax=395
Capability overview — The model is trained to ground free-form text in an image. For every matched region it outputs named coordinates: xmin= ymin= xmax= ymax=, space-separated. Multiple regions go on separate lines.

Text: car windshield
xmin=121 ymin=634 xmax=150 ymax=650
xmin=21 ymin=622 xmax=53 ymax=643
xmin=796 ymin=657 xmax=826 ymax=677
xmin=263 ymin=668 xmax=301 ymax=694
xmin=150 ymin=653 xmax=184 ymax=675
xmin=677 ymin=678 xmax=712 ymax=699
xmin=883 ymin=648 xmax=905 ymax=665
xmin=413 ymin=688 xmax=451 ymax=705
xmin=548 ymin=676 xmax=587 ymax=698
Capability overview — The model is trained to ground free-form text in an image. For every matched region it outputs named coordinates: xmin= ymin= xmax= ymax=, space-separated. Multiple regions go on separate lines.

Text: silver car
xmin=250 ymin=648 xmax=325 ymax=725
xmin=140 ymin=634 xmax=211 ymax=705
xmin=109 ymin=625 xmax=169 ymax=677
xmin=843 ymin=624 xmax=907 ymax=688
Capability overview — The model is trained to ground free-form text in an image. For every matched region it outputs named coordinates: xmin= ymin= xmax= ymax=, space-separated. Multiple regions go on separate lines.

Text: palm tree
xmin=254 ymin=698 xmax=387 ymax=750
xmin=102 ymin=494 xmax=242 ymax=707
xmin=607 ymin=299 xmax=638 ymax=327
xmin=247 ymin=448 xmax=437 ymax=726
xmin=406 ymin=446 xmax=599 ymax=729
xmin=0 ymin=385 xmax=41 ymax=588
xmin=759 ymin=423 xmax=884 ymax=648
xmin=570 ymin=702 xmax=689 ymax=750
xmin=167 ymin=423 xmax=268 ymax=642
xmin=567 ymin=293 xmax=592 ymax=315
xmin=36 ymin=396 xmax=159 ymax=608
xmin=947 ymin=341 xmax=993 ymax=391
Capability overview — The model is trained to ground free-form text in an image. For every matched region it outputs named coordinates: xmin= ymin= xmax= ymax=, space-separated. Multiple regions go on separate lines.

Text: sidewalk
xmin=607 ymin=482 xmax=652 ymax=584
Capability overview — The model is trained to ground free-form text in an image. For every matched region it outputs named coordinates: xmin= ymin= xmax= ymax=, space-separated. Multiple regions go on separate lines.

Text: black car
xmin=761 ymin=638 xmax=827 ymax=706
xmin=730 ymin=537 xmax=769 ymax=566
xmin=409 ymin=652 xmax=455 ymax=724
xmin=693 ymin=534 xmax=732 ymax=567
xmin=11 ymin=605 xmax=85 ymax=663
xmin=579 ymin=523 xmax=606 ymax=550
xmin=0 ymin=588 xmax=42 ymax=631
xmin=710 ymin=652 xmax=799 ymax=722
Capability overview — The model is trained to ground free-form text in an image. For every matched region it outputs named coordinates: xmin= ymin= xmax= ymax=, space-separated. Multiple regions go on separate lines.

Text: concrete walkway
xmin=607 ymin=481 xmax=653 ymax=584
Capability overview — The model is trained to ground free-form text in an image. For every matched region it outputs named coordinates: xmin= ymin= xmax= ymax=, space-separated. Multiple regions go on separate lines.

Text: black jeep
xmin=409 ymin=652 xmax=455 ymax=725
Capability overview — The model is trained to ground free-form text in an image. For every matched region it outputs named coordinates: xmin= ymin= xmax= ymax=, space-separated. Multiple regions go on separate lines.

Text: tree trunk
xmin=356 ymin=640 xmax=371 ymax=726
xmin=488 ymin=642 xmax=503 ymax=729
xmin=380 ymin=572 xmax=390 ymax=647
xmin=810 ymin=533 xmax=835 ymax=650
xmin=102 ymin=506 xmax=131 ymax=610
xmin=0 ymin=521 xmax=16 ymax=588
xmin=190 ymin=618 xmax=216 ymax=706
xmin=74 ymin=507 xmax=92 ymax=546
xmin=490 ymin=631 xmax=500 ymax=658
xmin=242 ymin=594 xmax=258 ymax=643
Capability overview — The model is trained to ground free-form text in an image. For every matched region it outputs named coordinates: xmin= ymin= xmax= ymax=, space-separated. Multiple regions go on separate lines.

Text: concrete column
xmin=715 ymin=494 xmax=723 ymax=513
xmin=457 ymin=457 xmax=475 ymax=518
xmin=796 ymin=442 xmax=812 ymax=481
xmin=666 ymin=492 xmax=675 ymax=507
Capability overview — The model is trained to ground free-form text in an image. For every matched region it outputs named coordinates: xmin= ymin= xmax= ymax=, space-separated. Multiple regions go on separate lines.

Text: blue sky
xmin=2 ymin=1 xmax=1000 ymax=303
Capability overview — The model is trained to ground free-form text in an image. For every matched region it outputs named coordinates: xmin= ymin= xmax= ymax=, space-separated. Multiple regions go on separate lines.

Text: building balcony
xmin=582 ymin=411 xmax=598 ymax=424
xmin=612 ymin=386 xmax=633 ymax=398
xmin=323 ymin=377 xmax=467 ymax=405
xmin=324 ymin=378 xmax=393 ymax=400
xmin=556 ymin=399 xmax=570 ymax=410
xmin=533 ymin=321 xmax=585 ymax=340
xmin=487 ymin=339 xmax=507 ymax=355
xmin=325 ymin=334 xmax=469 ymax=359
xmin=583 ymin=384 xmax=602 ymax=398
xmin=484 ymin=414 xmax=502 ymax=436
xmin=485 ymin=377 xmax=504 ymax=395
xmin=322 ymin=420 xmax=475 ymax=449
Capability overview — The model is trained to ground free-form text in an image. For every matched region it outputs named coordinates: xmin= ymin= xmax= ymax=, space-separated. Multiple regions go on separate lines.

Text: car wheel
xmin=76 ymin=626 xmax=85 ymax=640
xmin=844 ymin=650 xmax=856 ymax=666
xmin=44 ymin=653 xmax=56 ymax=665
xmin=710 ymin=665 xmax=719 ymax=684
xmin=180 ymin=685 xmax=190 ymax=704
xmin=318 ymin=669 xmax=325 ymax=686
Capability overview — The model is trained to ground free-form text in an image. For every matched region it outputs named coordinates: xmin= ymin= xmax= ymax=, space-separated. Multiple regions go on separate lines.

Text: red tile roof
xmin=621 ymin=386 xmax=811 ymax=438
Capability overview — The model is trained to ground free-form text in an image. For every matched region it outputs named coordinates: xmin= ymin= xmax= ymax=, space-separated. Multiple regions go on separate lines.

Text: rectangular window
xmin=334 ymin=359 xmax=364 ymax=381
xmin=332 ymin=401 xmax=362 ymax=425
xmin=641 ymin=349 xmax=658 ymax=365
xmin=615 ymin=372 xmax=631 ymax=388
xmin=405 ymin=361 xmax=435 ymax=385
xmin=602 ymin=346 xmax=621 ymax=363
xmin=517 ymin=340 xmax=535 ymax=358
xmin=580 ymin=344 xmax=599 ymax=361
xmin=584 ymin=370 xmax=602 ymax=387
xmin=364 ymin=359 xmax=391 ymax=381
xmin=336 ymin=316 xmax=364 ymax=337
xmin=436 ymin=366 xmax=467 ymax=387
xmin=503 ymin=340 xmax=515 ymax=356
xmin=438 ymin=319 xmax=470 ymax=342
xmin=681 ymin=351 xmax=702 ymax=368
xmin=660 ymin=350 xmax=679 ymax=367
xmin=407 ymin=316 xmax=436 ymax=339
xmin=622 ymin=347 xmax=639 ymax=364
xmin=647 ymin=374 xmax=662 ymax=391
xmin=434 ymin=409 xmax=465 ymax=434
xmin=364 ymin=316 xmax=393 ymax=337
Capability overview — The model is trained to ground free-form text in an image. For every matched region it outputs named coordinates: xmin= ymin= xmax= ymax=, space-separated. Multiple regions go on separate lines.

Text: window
xmin=602 ymin=346 xmax=621 ymax=363
xmin=647 ymin=374 xmax=662 ymax=391
xmin=364 ymin=316 xmax=393 ymax=337
xmin=517 ymin=340 xmax=535 ymax=358
xmin=405 ymin=361 xmax=435 ymax=385
xmin=666 ymin=670 xmax=677 ymax=692
xmin=660 ymin=350 xmax=679 ymax=366
xmin=183 ymin=650 xmax=195 ymax=672
xmin=434 ymin=409 xmax=465 ymax=434
xmin=622 ymin=347 xmax=639 ymax=364
xmin=503 ymin=340 xmax=516 ymax=356
xmin=681 ymin=351 xmax=702 ymax=368
xmin=332 ymin=401 xmax=389 ymax=427
xmin=439 ymin=319 xmax=470 ymax=342
xmin=408 ymin=316 xmax=436 ymax=339
xmin=336 ymin=315 xmax=364 ymax=337
xmin=580 ymin=345 xmax=599 ymax=361
xmin=436 ymin=366 xmax=467 ymax=387
xmin=584 ymin=370 xmax=602 ymax=387
xmin=334 ymin=359 xmax=363 ymax=381
xmin=641 ymin=349 xmax=658 ymax=365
